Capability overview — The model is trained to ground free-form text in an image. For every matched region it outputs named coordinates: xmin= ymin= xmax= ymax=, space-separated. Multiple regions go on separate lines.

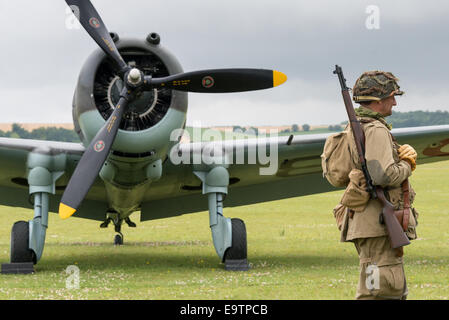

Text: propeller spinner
xmin=59 ymin=0 xmax=287 ymax=219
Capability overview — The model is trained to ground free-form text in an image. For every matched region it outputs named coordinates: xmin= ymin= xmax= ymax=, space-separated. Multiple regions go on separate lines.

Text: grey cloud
xmin=0 ymin=0 xmax=448 ymax=126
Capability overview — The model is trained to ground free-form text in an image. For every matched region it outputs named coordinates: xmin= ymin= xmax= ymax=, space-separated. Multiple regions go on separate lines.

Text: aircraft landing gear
xmin=100 ymin=215 xmax=136 ymax=245
xmin=223 ymin=218 xmax=248 ymax=271
xmin=125 ymin=217 xmax=136 ymax=228
xmin=3 ymin=191 xmax=49 ymax=274
xmin=100 ymin=218 xmax=112 ymax=229
xmin=10 ymin=221 xmax=36 ymax=264
xmin=114 ymin=233 xmax=124 ymax=246
xmin=2 ymin=152 xmax=66 ymax=274
xmin=194 ymin=167 xmax=249 ymax=271
xmin=113 ymin=218 xmax=124 ymax=246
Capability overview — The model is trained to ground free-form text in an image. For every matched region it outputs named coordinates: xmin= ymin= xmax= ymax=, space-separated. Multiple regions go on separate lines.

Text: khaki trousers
xmin=353 ymin=236 xmax=408 ymax=300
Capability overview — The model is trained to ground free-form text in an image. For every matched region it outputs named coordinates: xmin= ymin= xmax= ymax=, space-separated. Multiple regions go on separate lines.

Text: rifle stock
xmin=376 ymin=188 xmax=411 ymax=248
xmin=333 ymin=65 xmax=410 ymax=249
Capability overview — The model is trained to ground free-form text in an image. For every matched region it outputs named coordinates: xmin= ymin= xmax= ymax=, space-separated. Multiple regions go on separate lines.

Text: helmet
xmin=352 ymin=71 xmax=404 ymax=103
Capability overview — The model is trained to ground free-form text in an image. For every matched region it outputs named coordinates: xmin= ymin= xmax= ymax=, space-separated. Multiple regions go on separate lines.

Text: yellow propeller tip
xmin=59 ymin=203 xmax=76 ymax=220
xmin=273 ymin=70 xmax=287 ymax=87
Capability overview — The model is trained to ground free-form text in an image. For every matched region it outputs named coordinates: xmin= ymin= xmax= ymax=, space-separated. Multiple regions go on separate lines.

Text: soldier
xmin=338 ymin=71 xmax=419 ymax=300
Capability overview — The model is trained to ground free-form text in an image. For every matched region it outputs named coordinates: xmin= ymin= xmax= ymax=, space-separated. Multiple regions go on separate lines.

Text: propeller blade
xmin=146 ymin=69 xmax=287 ymax=93
xmin=59 ymin=89 xmax=130 ymax=219
xmin=65 ymin=0 xmax=128 ymax=73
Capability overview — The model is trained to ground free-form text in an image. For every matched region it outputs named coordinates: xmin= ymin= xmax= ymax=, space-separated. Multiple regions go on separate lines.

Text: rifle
xmin=333 ymin=65 xmax=410 ymax=250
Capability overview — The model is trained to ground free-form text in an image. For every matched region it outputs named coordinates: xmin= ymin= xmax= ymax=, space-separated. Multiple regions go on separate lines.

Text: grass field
xmin=0 ymin=161 xmax=448 ymax=300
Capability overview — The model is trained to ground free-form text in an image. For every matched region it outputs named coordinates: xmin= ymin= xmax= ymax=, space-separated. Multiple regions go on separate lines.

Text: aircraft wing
xmin=1 ymin=125 xmax=448 ymax=222
xmin=140 ymin=125 xmax=449 ymax=221
xmin=0 ymin=137 xmax=109 ymax=220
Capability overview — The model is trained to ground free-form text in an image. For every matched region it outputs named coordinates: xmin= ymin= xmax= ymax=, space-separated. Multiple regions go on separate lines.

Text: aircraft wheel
xmin=114 ymin=234 xmax=123 ymax=246
xmin=10 ymin=221 xmax=36 ymax=264
xmin=224 ymin=218 xmax=247 ymax=261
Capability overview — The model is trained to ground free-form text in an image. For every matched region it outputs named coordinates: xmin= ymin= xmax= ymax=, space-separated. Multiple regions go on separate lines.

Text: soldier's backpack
xmin=320 ymin=126 xmax=354 ymax=188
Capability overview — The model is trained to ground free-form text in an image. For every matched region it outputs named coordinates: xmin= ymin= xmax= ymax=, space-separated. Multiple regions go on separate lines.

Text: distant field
xmin=0 ymin=160 xmax=448 ymax=300
xmin=0 ymin=123 xmax=75 ymax=131
xmin=183 ymin=127 xmax=334 ymax=142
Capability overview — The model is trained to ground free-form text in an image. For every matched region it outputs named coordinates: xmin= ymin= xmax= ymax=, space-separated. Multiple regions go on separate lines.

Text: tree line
xmin=1 ymin=110 xmax=448 ymax=141
xmin=340 ymin=110 xmax=449 ymax=129
xmin=387 ymin=110 xmax=449 ymax=128
xmin=0 ymin=124 xmax=81 ymax=142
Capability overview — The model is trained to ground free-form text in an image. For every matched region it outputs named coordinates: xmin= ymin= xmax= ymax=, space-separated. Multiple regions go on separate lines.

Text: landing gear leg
xmin=207 ymin=192 xmax=232 ymax=261
xmin=10 ymin=192 xmax=49 ymax=265
xmin=5 ymin=152 xmax=65 ymax=273
xmin=27 ymin=192 xmax=50 ymax=263
xmin=195 ymin=167 xmax=249 ymax=271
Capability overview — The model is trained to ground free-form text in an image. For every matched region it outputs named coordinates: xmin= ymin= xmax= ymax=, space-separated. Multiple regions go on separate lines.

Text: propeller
xmin=145 ymin=69 xmax=287 ymax=93
xmin=59 ymin=0 xmax=287 ymax=219
xmin=65 ymin=0 xmax=129 ymax=75
xmin=59 ymin=88 xmax=130 ymax=219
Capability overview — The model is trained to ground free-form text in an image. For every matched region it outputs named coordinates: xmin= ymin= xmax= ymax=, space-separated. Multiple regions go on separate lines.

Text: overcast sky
xmin=1 ymin=0 xmax=449 ymax=126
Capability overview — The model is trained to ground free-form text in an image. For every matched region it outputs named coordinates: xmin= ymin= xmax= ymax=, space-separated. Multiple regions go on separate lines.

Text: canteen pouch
xmin=340 ymin=169 xmax=370 ymax=212
xmin=333 ymin=203 xmax=347 ymax=231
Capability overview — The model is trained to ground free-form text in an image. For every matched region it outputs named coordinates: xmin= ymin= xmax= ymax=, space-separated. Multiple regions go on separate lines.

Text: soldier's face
xmin=372 ymin=96 xmax=397 ymax=117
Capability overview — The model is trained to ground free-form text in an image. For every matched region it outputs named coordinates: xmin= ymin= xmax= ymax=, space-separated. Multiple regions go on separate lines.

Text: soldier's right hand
xmin=398 ymin=144 xmax=417 ymax=171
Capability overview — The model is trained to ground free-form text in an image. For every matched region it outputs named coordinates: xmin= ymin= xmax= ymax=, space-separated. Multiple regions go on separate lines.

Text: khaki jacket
xmin=340 ymin=117 xmax=419 ymax=242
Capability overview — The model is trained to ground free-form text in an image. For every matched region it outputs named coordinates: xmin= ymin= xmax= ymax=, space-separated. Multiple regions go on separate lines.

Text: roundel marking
xmin=202 ymin=76 xmax=215 ymax=89
xmin=94 ymin=140 xmax=105 ymax=152
xmin=89 ymin=17 xmax=101 ymax=29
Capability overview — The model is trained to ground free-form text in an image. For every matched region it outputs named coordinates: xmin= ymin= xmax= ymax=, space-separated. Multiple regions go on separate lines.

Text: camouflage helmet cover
xmin=352 ymin=71 xmax=404 ymax=103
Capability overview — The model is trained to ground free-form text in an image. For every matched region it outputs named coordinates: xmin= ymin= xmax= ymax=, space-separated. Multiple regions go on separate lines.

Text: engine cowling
xmin=72 ymin=33 xmax=188 ymax=159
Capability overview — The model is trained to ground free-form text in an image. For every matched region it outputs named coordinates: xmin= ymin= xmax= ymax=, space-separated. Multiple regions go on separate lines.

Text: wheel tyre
xmin=114 ymin=234 xmax=123 ymax=246
xmin=10 ymin=221 xmax=36 ymax=264
xmin=223 ymin=218 xmax=247 ymax=262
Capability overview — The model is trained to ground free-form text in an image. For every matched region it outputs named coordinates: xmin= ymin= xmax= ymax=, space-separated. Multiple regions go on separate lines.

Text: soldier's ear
xmin=361 ymin=102 xmax=373 ymax=108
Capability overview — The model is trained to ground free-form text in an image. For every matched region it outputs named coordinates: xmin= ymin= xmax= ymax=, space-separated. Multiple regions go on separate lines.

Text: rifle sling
xmin=395 ymin=180 xmax=411 ymax=232
xmin=393 ymin=180 xmax=410 ymax=258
